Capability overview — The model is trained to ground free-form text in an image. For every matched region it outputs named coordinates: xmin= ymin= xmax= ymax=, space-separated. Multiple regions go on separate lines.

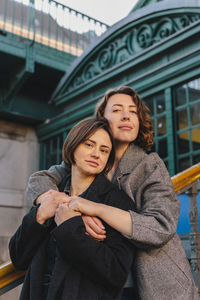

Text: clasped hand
xmin=36 ymin=189 xmax=80 ymax=225
xmin=36 ymin=190 xmax=106 ymax=241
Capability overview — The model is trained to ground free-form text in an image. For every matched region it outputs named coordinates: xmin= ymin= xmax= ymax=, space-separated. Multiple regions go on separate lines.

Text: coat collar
xmin=112 ymin=144 xmax=146 ymax=182
xmin=84 ymin=173 xmax=115 ymax=202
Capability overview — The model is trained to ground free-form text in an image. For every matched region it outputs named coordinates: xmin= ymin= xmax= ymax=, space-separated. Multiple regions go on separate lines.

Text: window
xmin=145 ymin=92 xmax=169 ymax=167
xmin=174 ymin=78 xmax=200 ymax=172
xmin=40 ymin=131 xmax=67 ymax=169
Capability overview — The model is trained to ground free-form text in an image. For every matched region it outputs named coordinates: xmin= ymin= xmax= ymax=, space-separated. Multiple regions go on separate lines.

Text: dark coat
xmin=9 ymin=174 xmax=136 ymax=300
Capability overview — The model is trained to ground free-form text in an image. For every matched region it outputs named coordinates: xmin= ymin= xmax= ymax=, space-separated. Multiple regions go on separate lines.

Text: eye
xmin=112 ymin=109 xmax=121 ymax=113
xmin=84 ymin=142 xmax=93 ymax=147
xmin=130 ymin=110 xmax=137 ymax=114
xmin=100 ymin=148 xmax=110 ymax=154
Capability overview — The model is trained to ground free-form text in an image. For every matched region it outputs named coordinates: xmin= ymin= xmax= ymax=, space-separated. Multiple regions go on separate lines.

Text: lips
xmin=86 ymin=160 xmax=99 ymax=167
xmin=118 ymin=124 xmax=133 ymax=130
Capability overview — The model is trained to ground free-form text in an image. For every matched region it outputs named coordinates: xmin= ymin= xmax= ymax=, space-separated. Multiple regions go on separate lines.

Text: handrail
xmin=172 ymin=162 xmax=200 ymax=194
xmin=0 ymin=162 xmax=200 ymax=295
xmin=0 ymin=261 xmax=25 ymax=295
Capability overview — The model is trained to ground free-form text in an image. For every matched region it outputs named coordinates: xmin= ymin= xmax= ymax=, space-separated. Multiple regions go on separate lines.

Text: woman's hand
xmin=68 ymin=196 xmax=100 ymax=216
xmin=36 ymin=190 xmax=70 ymax=224
xmin=55 ymin=203 xmax=81 ymax=226
xmin=36 ymin=189 xmax=69 ymax=205
xmin=68 ymin=196 xmax=106 ymax=241
xmin=82 ymin=216 xmax=106 ymax=241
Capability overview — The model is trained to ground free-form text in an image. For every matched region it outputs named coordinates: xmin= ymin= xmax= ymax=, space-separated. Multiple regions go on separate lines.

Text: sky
xmin=56 ymin=0 xmax=138 ymax=26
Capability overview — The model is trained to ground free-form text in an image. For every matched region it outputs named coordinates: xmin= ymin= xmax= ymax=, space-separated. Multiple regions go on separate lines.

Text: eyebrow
xmin=112 ymin=104 xmax=137 ymax=108
xmin=87 ymin=138 xmax=111 ymax=149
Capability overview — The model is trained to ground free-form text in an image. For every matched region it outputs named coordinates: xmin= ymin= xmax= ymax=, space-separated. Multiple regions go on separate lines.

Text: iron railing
xmin=0 ymin=163 xmax=199 ymax=296
xmin=0 ymin=0 xmax=109 ymax=55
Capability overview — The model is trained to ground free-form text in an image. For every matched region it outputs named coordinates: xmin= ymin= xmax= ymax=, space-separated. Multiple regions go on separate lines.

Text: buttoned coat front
xmin=27 ymin=144 xmax=199 ymax=300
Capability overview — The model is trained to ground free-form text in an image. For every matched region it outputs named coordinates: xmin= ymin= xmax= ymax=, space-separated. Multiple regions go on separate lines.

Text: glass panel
xmin=46 ymin=140 xmax=51 ymax=169
xmin=164 ymin=160 xmax=168 ymax=169
xmin=190 ymin=102 xmax=200 ymax=126
xmin=188 ymin=78 xmax=200 ymax=102
xmin=151 ymin=143 xmax=155 ymax=153
xmin=59 ymin=134 xmax=64 ymax=163
xmin=156 ymin=94 xmax=165 ymax=113
xmin=176 ymin=109 xmax=187 ymax=130
xmin=193 ymin=153 xmax=200 ymax=164
xmin=178 ymin=131 xmax=189 ymax=154
xmin=191 ymin=128 xmax=200 ymax=151
xmin=158 ymin=138 xmax=167 ymax=158
xmin=51 ymin=138 xmax=57 ymax=164
xmin=179 ymin=157 xmax=190 ymax=172
xmin=157 ymin=116 xmax=166 ymax=136
xmin=175 ymin=86 xmax=186 ymax=106
xmin=60 ymin=134 xmax=64 ymax=148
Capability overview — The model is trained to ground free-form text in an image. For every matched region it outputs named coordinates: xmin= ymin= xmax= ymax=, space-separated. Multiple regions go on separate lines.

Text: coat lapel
xmin=111 ymin=144 xmax=146 ymax=201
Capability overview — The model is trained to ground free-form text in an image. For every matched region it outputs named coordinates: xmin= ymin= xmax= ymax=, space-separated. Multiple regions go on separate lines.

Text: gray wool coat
xmin=27 ymin=144 xmax=199 ymax=300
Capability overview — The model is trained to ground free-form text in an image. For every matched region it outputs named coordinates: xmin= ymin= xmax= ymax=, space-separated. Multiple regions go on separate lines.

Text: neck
xmin=107 ymin=142 xmax=130 ymax=179
xmin=71 ymin=166 xmax=95 ymax=196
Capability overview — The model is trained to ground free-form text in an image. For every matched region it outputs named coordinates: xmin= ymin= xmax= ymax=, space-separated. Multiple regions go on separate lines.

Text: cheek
xmin=136 ymin=117 xmax=140 ymax=131
xmin=100 ymin=155 xmax=109 ymax=168
xmin=106 ymin=117 xmax=116 ymax=132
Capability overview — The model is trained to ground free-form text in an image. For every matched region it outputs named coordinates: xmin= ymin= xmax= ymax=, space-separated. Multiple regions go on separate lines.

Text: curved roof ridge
xmin=51 ymin=0 xmax=200 ymax=103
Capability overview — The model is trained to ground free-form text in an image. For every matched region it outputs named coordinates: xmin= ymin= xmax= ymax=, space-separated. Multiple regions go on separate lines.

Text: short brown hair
xmin=95 ymin=86 xmax=154 ymax=151
xmin=62 ymin=118 xmax=115 ymax=174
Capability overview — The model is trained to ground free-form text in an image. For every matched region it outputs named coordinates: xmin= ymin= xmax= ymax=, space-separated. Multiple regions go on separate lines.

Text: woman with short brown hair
xmin=9 ymin=118 xmax=136 ymax=300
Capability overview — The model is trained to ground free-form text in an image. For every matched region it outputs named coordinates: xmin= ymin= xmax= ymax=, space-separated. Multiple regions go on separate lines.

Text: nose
xmin=121 ymin=111 xmax=130 ymax=121
xmin=91 ymin=147 xmax=100 ymax=158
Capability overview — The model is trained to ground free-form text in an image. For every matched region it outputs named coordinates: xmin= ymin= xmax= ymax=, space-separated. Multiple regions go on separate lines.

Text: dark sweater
xmin=9 ymin=174 xmax=136 ymax=300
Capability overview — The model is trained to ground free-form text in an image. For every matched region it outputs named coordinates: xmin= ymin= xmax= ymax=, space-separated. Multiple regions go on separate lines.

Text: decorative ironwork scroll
xmin=65 ymin=14 xmax=200 ymax=93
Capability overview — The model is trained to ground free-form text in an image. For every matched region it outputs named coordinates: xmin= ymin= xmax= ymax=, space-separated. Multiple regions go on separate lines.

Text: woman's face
xmin=103 ymin=93 xmax=139 ymax=145
xmin=73 ymin=129 xmax=112 ymax=177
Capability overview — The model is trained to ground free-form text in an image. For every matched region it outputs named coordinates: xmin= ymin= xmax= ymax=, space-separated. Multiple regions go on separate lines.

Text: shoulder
xmin=142 ymin=152 xmax=171 ymax=181
xmin=129 ymin=151 xmax=174 ymax=192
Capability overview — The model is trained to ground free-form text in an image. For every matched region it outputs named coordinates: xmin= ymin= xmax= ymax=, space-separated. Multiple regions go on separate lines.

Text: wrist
xmin=98 ymin=203 xmax=106 ymax=218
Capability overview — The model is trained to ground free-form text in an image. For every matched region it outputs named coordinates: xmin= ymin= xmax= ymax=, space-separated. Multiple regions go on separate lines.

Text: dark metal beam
xmin=3 ymin=44 xmax=35 ymax=109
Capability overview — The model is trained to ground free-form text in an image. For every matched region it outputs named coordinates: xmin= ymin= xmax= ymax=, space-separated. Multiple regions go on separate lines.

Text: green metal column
xmin=165 ymin=87 xmax=175 ymax=176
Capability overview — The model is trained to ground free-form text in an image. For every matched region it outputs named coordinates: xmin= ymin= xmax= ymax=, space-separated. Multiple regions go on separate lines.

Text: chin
xmin=118 ymin=138 xmax=135 ymax=144
xmin=83 ymin=169 xmax=101 ymax=176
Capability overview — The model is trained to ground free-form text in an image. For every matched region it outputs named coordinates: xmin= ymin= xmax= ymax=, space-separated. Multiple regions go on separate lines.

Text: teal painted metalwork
xmin=144 ymin=91 xmax=169 ymax=167
xmin=36 ymin=1 xmax=200 ymax=177
xmin=174 ymin=78 xmax=200 ymax=173
xmin=51 ymin=12 xmax=200 ymax=102
xmin=165 ymin=87 xmax=175 ymax=176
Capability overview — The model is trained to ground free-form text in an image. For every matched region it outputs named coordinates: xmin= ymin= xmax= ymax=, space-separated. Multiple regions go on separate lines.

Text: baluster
xmin=188 ymin=181 xmax=200 ymax=293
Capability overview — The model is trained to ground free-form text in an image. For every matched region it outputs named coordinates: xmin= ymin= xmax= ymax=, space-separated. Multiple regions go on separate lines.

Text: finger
xmin=85 ymin=224 xmax=106 ymax=241
xmin=91 ymin=216 xmax=105 ymax=230
xmin=85 ymin=217 xmax=106 ymax=234
xmin=83 ymin=217 xmax=106 ymax=235
xmin=69 ymin=199 xmax=80 ymax=211
xmin=84 ymin=232 xmax=104 ymax=242
xmin=60 ymin=198 xmax=70 ymax=204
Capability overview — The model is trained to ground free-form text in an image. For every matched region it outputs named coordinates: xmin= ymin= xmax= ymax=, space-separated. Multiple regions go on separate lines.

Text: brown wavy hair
xmin=95 ymin=86 xmax=154 ymax=151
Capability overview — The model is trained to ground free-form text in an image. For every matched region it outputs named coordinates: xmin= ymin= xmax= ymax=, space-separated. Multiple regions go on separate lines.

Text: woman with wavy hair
xmin=26 ymin=86 xmax=198 ymax=300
